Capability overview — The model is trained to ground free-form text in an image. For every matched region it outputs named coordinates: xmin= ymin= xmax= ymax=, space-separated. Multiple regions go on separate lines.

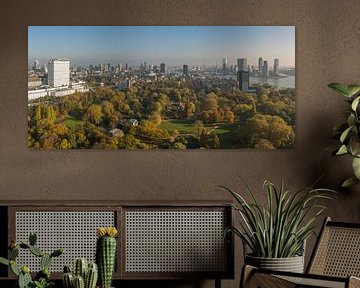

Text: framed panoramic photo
xmin=27 ymin=26 xmax=295 ymax=149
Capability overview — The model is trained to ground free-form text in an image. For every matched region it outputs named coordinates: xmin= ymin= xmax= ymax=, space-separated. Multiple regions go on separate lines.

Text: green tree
xmin=85 ymin=105 xmax=103 ymax=125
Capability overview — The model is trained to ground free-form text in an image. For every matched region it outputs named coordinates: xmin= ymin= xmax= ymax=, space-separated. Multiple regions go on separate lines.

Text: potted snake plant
xmin=220 ymin=179 xmax=334 ymax=273
xmin=328 ymin=83 xmax=360 ymax=187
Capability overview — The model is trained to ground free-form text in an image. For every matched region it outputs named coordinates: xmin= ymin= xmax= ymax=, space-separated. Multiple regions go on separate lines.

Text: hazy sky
xmin=28 ymin=26 xmax=295 ymax=68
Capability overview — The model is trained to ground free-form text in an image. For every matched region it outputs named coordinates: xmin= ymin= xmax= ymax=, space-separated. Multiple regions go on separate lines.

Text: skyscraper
xmin=160 ymin=63 xmax=165 ymax=74
xmin=258 ymin=57 xmax=263 ymax=74
xmin=183 ymin=64 xmax=189 ymax=76
xmin=238 ymin=71 xmax=256 ymax=93
xmin=274 ymin=58 xmax=279 ymax=75
xmin=33 ymin=60 xmax=40 ymax=71
xmin=262 ymin=60 xmax=269 ymax=77
xmin=237 ymin=58 xmax=247 ymax=72
xmin=48 ymin=59 xmax=70 ymax=87
xmin=222 ymin=58 xmax=227 ymax=73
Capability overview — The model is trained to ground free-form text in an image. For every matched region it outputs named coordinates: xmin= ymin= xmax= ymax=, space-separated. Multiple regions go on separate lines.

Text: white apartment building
xmin=48 ymin=59 xmax=70 ymax=87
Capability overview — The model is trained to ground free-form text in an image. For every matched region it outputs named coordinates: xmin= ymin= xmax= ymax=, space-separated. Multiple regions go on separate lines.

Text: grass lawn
xmin=160 ymin=119 xmax=237 ymax=148
xmin=62 ymin=117 xmax=83 ymax=128
xmin=160 ymin=119 xmax=196 ymax=134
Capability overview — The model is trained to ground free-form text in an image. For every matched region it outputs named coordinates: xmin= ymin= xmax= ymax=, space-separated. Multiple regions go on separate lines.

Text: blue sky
xmin=28 ymin=26 xmax=295 ymax=68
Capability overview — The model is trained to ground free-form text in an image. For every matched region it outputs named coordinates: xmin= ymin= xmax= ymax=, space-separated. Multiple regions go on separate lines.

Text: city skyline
xmin=28 ymin=26 xmax=295 ymax=68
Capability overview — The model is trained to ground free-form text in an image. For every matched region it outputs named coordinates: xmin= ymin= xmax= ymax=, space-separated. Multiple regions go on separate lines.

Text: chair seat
xmin=277 ymin=275 xmax=346 ymax=288
xmin=243 ymin=266 xmax=360 ymax=288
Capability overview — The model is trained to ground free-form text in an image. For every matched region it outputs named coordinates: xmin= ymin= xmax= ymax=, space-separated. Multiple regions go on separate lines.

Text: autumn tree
xmin=85 ymin=105 xmax=103 ymax=125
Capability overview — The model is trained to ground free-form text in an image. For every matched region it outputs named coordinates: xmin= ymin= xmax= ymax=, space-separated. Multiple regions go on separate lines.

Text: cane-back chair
xmin=241 ymin=217 xmax=360 ymax=288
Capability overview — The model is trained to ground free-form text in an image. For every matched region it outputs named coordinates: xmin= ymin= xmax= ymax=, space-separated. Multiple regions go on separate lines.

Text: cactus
xmin=29 ymin=232 xmax=37 ymax=246
xmin=63 ymin=260 xmax=98 ymax=288
xmin=63 ymin=272 xmax=74 ymax=288
xmin=74 ymin=258 xmax=87 ymax=279
xmin=41 ymin=253 xmax=52 ymax=270
xmin=9 ymin=246 xmax=19 ymax=260
xmin=0 ymin=257 xmax=9 ymax=266
xmin=85 ymin=263 xmax=98 ymax=288
xmin=96 ymin=227 xmax=118 ymax=288
xmin=18 ymin=270 xmax=32 ymax=288
xmin=29 ymin=245 xmax=44 ymax=257
xmin=10 ymin=260 xmax=20 ymax=276
xmin=73 ymin=275 xmax=85 ymax=288
xmin=0 ymin=232 xmax=64 ymax=288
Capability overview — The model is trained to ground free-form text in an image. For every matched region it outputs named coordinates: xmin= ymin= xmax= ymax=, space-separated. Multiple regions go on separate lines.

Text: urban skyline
xmin=28 ymin=26 xmax=295 ymax=67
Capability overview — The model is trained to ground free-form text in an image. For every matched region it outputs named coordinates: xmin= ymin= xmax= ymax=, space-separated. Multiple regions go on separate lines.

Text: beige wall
xmin=1 ymin=0 xmax=360 ymax=287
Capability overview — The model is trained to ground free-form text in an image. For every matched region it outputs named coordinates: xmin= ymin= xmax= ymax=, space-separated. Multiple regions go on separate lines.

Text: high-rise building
xmin=262 ymin=60 xmax=269 ymax=77
xmin=160 ymin=63 xmax=165 ymax=74
xmin=183 ymin=64 xmax=189 ymax=76
xmin=33 ymin=60 xmax=40 ymax=71
xmin=258 ymin=57 xmax=263 ymax=74
xmin=153 ymin=65 xmax=158 ymax=73
xmin=222 ymin=58 xmax=227 ymax=73
xmin=238 ymin=71 xmax=256 ymax=93
xmin=237 ymin=58 xmax=247 ymax=72
xmin=43 ymin=63 xmax=48 ymax=74
xmin=48 ymin=59 xmax=70 ymax=88
xmin=274 ymin=58 xmax=279 ymax=75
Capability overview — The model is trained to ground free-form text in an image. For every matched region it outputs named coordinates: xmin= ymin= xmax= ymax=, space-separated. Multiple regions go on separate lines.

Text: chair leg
xmin=215 ymin=278 xmax=221 ymax=288
xmin=240 ymin=265 xmax=255 ymax=288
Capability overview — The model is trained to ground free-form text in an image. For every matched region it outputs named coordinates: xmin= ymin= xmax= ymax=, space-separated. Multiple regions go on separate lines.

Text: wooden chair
xmin=241 ymin=217 xmax=360 ymax=288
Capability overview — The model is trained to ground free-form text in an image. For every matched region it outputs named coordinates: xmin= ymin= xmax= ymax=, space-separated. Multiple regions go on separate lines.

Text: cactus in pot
xmin=96 ymin=227 xmax=118 ymax=288
xmin=62 ymin=259 xmax=98 ymax=288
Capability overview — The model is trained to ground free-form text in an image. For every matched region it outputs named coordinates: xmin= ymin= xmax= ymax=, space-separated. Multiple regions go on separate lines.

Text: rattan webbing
xmin=309 ymin=226 xmax=360 ymax=277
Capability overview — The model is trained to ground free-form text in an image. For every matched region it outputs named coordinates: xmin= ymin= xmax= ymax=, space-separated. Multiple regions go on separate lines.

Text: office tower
xmin=33 ymin=60 xmax=40 ymax=71
xmin=48 ymin=59 xmax=70 ymax=87
xmin=237 ymin=58 xmax=247 ymax=72
xmin=43 ymin=63 xmax=48 ymax=74
xmin=125 ymin=63 xmax=128 ymax=70
xmin=274 ymin=58 xmax=279 ymax=75
xmin=258 ymin=57 xmax=263 ymax=74
xmin=183 ymin=64 xmax=189 ymax=76
xmin=160 ymin=63 xmax=165 ymax=74
xmin=262 ymin=60 xmax=269 ymax=77
xmin=153 ymin=65 xmax=158 ymax=73
xmin=222 ymin=58 xmax=227 ymax=73
xmin=238 ymin=71 xmax=257 ymax=93
xmin=144 ymin=61 xmax=147 ymax=72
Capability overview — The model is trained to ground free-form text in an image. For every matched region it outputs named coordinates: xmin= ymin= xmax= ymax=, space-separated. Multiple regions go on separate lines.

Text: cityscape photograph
xmin=28 ymin=26 xmax=295 ymax=149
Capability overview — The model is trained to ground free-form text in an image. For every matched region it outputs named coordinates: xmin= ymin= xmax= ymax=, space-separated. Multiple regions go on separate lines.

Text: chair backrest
xmin=307 ymin=217 xmax=360 ymax=277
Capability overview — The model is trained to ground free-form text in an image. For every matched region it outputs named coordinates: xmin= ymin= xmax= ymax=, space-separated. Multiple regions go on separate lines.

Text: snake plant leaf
xmin=352 ymin=157 xmax=360 ymax=179
xmin=342 ymin=177 xmax=360 ymax=188
xmin=351 ymin=96 xmax=360 ymax=111
xmin=336 ymin=144 xmax=348 ymax=155
xmin=347 ymin=85 xmax=360 ymax=97
xmin=328 ymin=83 xmax=352 ymax=97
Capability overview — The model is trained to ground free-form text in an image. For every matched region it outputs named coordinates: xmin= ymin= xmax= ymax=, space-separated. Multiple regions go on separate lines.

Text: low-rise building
xmin=106 ymin=128 xmax=124 ymax=138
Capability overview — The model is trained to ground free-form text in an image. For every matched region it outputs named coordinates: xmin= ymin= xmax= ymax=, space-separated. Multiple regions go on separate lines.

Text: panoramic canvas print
xmin=28 ymin=26 xmax=295 ymax=149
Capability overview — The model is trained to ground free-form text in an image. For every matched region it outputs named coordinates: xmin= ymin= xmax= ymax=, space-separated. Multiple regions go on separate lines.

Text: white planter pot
xmin=245 ymin=254 xmax=305 ymax=273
